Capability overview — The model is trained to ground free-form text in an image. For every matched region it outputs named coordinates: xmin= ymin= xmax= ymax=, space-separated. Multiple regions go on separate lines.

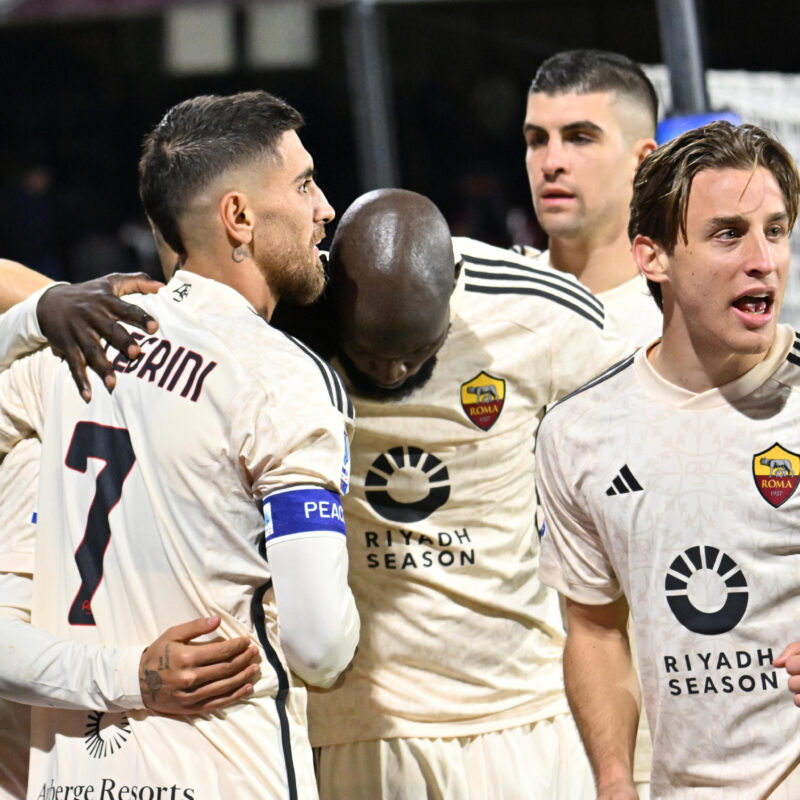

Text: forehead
xmin=524 ymin=90 xmax=622 ymax=130
xmin=686 ymin=167 xmax=787 ymax=225
xmin=271 ymin=129 xmax=312 ymax=176
xmin=339 ymin=302 xmax=450 ymax=359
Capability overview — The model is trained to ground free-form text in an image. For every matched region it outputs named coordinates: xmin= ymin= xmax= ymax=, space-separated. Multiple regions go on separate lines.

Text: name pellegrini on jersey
xmin=35 ymin=777 xmax=195 ymax=800
xmin=103 ymin=331 xmax=217 ymax=403
xmin=364 ymin=527 xmax=475 ymax=570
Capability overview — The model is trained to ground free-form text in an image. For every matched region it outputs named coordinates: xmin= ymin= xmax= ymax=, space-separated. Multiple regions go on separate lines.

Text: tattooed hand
xmin=138 ymin=615 xmax=260 ymax=715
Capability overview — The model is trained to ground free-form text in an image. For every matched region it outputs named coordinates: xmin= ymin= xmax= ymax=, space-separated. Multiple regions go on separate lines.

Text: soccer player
xmin=306 ymin=188 xmax=633 ymax=799
xmin=536 ymin=121 xmax=800 ymax=798
xmin=521 ymin=49 xmax=662 ymax=345
xmin=0 ymin=91 xmax=359 ymax=799
xmin=0 ymin=272 xmax=265 ymax=800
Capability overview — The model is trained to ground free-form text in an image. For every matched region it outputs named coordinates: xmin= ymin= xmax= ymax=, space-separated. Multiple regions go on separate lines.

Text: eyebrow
xmin=523 ymin=120 xmax=604 ymax=136
xmin=293 ymin=166 xmax=315 ymax=183
xmin=706 ymin=211 xmax=789 ymax=227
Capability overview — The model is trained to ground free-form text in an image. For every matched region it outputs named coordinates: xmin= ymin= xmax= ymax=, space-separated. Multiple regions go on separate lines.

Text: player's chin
xmin=285 ymin=264 xmax=327 ymax=306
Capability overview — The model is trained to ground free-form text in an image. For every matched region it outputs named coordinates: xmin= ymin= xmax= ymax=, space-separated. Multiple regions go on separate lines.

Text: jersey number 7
xmin=66 ymin=422 xmax=136 ymax=626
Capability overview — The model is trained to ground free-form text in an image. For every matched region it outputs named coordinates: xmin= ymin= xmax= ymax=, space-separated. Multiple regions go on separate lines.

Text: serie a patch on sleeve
xmin=263 ymin=485 xmax=346 ymax=543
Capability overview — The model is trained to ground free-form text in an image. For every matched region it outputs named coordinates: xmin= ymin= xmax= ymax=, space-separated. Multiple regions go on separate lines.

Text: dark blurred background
xmin=0 ymin=0 xmax=797 ymax=285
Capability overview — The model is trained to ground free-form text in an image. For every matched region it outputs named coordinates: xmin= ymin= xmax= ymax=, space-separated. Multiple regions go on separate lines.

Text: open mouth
xmin=732 ymin=293 xmax=773 ymax=315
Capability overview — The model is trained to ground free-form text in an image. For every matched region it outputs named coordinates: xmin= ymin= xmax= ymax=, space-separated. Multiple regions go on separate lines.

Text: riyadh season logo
xmin=665 ymin=545 xmax=748 ymax=635
xmin=365 ymin=446 xmax=450 ymax=523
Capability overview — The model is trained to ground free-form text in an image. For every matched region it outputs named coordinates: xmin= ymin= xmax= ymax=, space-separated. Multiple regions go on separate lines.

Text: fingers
xmin=161 ymin=615 xmax=222 ymax=645
xmin=773 ymin=642 xmax=800 ymax=667
xmin=105 ymin=272 xmax=165 ymax=299
xmin=97 ymin=293 xmax=159 ymax=337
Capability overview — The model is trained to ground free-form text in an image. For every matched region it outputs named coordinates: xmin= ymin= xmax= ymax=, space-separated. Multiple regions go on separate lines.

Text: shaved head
xmin=329 ymin=189 xmax=456 ymax=396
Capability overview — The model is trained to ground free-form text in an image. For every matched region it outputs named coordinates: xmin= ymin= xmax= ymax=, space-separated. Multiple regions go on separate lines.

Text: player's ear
xmin=634 ymin=137 xmax=657 ymax=167
xmin=220 ymin=191 xmax=254 ymax=245
xmin=633 ymin=234 xmax=668 ymax=286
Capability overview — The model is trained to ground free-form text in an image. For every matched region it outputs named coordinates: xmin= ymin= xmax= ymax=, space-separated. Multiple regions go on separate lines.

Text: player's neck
xmin=548 ymin=231 xmax=638 ymax=295
xmin=180 ymin=251 xmax=278 ymax=320
xmin=649 ymin=327 xmax=773 ymax=394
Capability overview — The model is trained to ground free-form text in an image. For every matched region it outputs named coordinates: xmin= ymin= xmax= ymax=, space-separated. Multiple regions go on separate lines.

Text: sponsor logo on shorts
xmin=460 ymin=372 xmax=505 ymax=431
xmin=752 ymin=442 xmax=800 ymax=507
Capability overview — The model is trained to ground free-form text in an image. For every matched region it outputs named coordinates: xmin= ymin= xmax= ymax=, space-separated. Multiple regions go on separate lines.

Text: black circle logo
xmin=84 ymin=711 xmax=131 ymax=758
xmin=665 ymin=545 xmax=748 ymax=635
xmin=365 ymin=446 xmax=450 ymax=523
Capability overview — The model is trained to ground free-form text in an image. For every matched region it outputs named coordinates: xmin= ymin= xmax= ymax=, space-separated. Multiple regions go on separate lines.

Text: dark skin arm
xmin=36 ymin=272 xmax=164 ymax=402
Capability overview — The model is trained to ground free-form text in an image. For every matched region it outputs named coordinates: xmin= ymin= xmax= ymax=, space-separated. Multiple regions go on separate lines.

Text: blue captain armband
xmin=263 ymin=486 xmax=346 ymax=544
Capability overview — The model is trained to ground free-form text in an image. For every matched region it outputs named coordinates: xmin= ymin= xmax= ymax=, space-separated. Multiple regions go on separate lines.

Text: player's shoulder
xmin=149 ymin=271 xmax=353 ymax=420
xmin=772 ymin=328 xmax=800 ymax=390
xmin=544 ymin=349 xmax=638 ymax=426
xmin=452 ymin=237 xmax=606 ymax=330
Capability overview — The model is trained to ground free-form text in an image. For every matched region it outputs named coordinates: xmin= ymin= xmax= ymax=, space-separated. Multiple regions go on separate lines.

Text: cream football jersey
xmin=511 ymin=245 xmax=662 ymax=346
xmin=538 ymin=325 xmax=800 ymax=798
xmin=0 ymin=438 xmax=39 ymax=800
xmin=0 ymin=271 xmax=354 ymax=800
xmin=308 ymin=237 xmax=633 ymax=744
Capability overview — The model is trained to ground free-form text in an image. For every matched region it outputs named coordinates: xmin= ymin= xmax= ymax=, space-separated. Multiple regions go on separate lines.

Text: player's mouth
xmin=538 ymin=186 xmax=576 ymax=207
xmin=732 ymin=290 xmax=775 ymax=324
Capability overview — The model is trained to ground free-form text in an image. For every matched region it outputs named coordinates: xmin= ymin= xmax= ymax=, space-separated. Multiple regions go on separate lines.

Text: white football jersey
xmin=0 ymin=286 xmax=49 ymax=374
xmin=0 ymin=438 xmax=39 ymax=800
xmin=597 ymin=273 xmax=662 ymax=346
xmin=0 ymin=271 xmax=354 ymax=800
xmin=308 ymin=237 xmax=633 ymax=744
xmin=511 ymin=246 xmax=662 ymax=346
xmin=538 ymin=325 xmax=800 ymax=798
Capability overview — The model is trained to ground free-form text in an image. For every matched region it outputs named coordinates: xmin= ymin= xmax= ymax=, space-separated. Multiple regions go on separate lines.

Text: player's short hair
xmin=529 ymin=49 xmax=658 ymax=133
xmin=629 ymin=121 xmax=800 ymax=310
xmin=139 ymin=91 xmax=304 ymax=257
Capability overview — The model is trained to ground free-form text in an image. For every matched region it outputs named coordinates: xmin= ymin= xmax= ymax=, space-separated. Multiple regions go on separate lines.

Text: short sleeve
xmin=536 ymin=412 xmax=622 ymax=604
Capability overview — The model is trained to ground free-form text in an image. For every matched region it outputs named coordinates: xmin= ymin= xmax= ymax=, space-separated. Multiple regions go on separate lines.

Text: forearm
xmin=0 ymin=572 xmax=144 ymax=710
xmin=564 ymin=596 xmax=640 ymax=795
xmin=0 ymin=260 xmax=53 ymax=313
xmin=0 ymin=285 xmax=56 ymax=373
xmin=269 ymin=535 xmax=359 ymax=688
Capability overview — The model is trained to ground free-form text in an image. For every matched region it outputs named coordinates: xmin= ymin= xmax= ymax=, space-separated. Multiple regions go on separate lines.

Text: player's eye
xmin=767 ymin=223 xmax=787 ymax=239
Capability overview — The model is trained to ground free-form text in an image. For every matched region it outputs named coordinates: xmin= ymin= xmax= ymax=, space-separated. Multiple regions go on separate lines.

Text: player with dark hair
xmin=536 ymin=121 xmax=800 ymax=798
xmin=0 ymin=90 xmax=358 ymax=799
xmin=521 ymin=49 xmax=661 ymax=344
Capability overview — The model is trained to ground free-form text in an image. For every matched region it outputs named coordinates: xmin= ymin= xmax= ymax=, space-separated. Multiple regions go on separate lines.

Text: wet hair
xmin=139 ymin=91 xmax=303 ymax=257
xmin=529 ymin=49 xmax=658 ymax=134
xmin=629 ymin=121 xmax=800 ymax=310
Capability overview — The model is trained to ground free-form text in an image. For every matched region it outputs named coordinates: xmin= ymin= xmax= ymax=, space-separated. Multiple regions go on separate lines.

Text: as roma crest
xmin=460 ymin=372 xmax=505 ymax=431
xmin=752 ymin=443 xmax=800 ymax=508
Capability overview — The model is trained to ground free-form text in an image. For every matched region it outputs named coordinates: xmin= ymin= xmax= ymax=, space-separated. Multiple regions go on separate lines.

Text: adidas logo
xmin=605 ymin=465 xmax=643 ymax=496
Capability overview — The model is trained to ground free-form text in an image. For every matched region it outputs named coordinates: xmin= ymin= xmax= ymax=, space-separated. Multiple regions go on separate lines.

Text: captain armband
xmin=263 ymin=485 xmax=346 ymax=546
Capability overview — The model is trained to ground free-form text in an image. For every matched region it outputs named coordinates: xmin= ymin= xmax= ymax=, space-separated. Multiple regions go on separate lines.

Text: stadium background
xmin=1 ymin=0 xmax=798 ymax=322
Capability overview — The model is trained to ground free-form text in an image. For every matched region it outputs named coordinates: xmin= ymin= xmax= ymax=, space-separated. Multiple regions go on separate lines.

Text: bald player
xmin=305 ymin=189 xmax=634 ymax=799
xmin=521 ymin=49 xmax=661 ymax=345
